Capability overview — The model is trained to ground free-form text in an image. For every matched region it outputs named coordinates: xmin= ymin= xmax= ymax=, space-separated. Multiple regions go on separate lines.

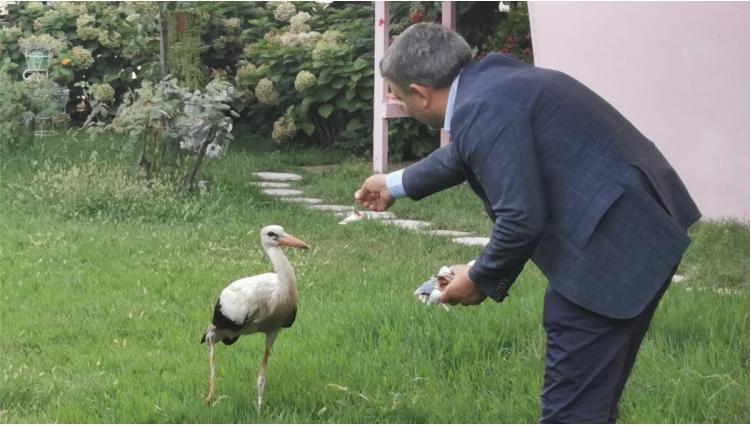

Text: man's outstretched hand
xmin=355 ymin=174 xmax=395 ymax=212
xmin=439 ymin=264 xmax=487 ymax=306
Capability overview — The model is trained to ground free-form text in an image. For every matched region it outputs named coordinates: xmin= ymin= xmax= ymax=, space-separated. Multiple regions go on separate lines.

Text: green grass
xmin=0 ymin=132 xmax=748 ymax=423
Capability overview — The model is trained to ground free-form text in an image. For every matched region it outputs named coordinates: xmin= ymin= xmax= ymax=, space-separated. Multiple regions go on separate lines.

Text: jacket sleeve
xmin=456 ymin=101 xmax=547 ymax=302
xmin=401 ymin=142 xmax=466 ymax=200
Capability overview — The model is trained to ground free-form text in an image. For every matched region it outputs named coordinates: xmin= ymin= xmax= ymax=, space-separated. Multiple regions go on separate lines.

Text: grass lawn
xmin=1 ymin=132 xmax=748 ymax=423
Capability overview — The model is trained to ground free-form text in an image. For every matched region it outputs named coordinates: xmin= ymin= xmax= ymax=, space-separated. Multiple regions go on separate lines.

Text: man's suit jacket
xmin=401 ymin=54 xmax=701 ymax=319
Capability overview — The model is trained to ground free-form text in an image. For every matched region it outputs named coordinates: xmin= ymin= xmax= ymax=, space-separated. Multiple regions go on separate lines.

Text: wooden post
xmin=440 ymin=1 xmax=455 ymax=147
xmin=373 ymin=1 xmax=390 ymax=174
xmin=372 ymin=1 xmax=456 ymax=172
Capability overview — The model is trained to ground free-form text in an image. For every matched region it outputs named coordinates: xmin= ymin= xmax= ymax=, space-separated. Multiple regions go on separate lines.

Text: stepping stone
xmin=309 ymin=205 xmax=354 ymax=212
xmin=426 ymin=230 xmax=472 ymax=237
xmin=251 ymin=182 xmax=291 ymax=188
xmin=335 ymin=211 xmax=395 ymax=220
xmin=381 ymin=219 xmax=431 ymax=230
xmin=452 ymin=237 xmax=490 ymax=246
xmin=263 ymin=189 xmax=303 ymax=196
xmin=281 ymin=197 xmax=323 ymax=204
xmin=253 ymin=172 xmax=302 ymax=182
xmin=683 ymin=287 xmax=741 ymax=296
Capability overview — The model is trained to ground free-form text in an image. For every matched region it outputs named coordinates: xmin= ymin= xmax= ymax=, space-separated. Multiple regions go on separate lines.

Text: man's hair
xmin=380 ymin=22 xmax=472 ymax=94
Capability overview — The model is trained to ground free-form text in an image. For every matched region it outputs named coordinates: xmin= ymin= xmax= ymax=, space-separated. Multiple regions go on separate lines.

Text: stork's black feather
xmin=282 ymin=307 xmax=297 ymax=328
xmin=211 ymin=298 xmax=243 ymax=332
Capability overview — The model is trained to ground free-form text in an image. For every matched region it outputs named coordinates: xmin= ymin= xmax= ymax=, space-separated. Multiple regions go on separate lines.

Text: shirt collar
xmin=443 ymin=71 xmax=462 ymax=134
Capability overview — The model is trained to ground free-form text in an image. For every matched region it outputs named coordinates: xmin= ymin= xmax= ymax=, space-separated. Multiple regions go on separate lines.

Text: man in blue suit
xmin=356 ymin=23 xmax=701 ymax=423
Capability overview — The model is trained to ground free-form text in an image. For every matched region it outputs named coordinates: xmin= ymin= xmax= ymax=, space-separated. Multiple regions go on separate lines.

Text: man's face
xmin=387 ymin=80 xmax=444 ymax=130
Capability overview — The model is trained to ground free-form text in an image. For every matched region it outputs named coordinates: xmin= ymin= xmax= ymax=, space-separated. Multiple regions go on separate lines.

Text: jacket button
xmin=497 ymin=279 xmax=509 ymax=293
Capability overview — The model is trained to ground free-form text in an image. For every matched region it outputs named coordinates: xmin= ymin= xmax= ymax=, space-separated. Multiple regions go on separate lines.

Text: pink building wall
xmin=528 ymin=1 xmax=750 ymax=221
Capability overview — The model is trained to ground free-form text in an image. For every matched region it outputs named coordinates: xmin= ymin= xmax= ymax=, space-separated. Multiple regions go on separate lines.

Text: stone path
xmin=251 ymin=171 xmax=489 ymax=247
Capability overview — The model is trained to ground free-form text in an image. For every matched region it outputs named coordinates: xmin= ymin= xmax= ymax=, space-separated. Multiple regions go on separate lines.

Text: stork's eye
xmin=267 ymin=232 xmax=276 ymax=237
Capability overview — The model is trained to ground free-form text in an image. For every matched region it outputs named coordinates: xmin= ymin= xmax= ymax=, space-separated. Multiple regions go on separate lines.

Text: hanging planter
xmin=24 ymin=50 xmax=53 ymax=72
xmin=18 ymin=34 xmax=67 ymax=75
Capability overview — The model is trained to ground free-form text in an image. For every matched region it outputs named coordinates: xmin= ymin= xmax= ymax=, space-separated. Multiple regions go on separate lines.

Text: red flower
xmin=409 ymin=13 xmax=422 ymax=23
xmin=523 ymin=48 xmax=532 ymax=56
xmin=476 ymin=52 xmax=487 ymax=61
xmin=499 ymin=48 xmax=510 ymax=54
xmin=526 ymin=32 xmax=531 ymax=40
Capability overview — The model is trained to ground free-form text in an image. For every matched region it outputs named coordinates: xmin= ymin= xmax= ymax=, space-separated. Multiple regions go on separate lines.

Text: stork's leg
xmin=204 ymin=326 xmax=217 ymax=405
xmin=257 ymin=329 xmax=279 ymax=411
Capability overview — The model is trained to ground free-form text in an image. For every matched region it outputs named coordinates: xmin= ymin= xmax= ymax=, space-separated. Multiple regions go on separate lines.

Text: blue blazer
xmin=401 ymin=54 xmax=701 ymax=319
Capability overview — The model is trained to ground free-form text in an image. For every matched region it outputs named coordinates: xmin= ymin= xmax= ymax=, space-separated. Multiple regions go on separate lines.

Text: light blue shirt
xmin=385 ymin=73 xmax=461 ymax=198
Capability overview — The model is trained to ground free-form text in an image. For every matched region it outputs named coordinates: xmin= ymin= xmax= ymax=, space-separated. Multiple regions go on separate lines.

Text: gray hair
xmin=380 ymin=22 xmax=472 ymax=94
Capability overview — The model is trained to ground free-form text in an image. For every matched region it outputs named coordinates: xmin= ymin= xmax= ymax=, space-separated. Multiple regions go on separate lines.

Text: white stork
xmin=200 ymin=225 xmax=309 ymax=410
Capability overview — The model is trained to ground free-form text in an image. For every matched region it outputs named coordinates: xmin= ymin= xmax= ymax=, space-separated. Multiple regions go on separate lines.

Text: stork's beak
xmin=278 ymin=233 xmax=309 ymax=249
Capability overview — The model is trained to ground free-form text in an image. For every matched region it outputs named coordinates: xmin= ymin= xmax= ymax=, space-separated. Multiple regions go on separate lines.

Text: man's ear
xmin=409 ymin=84 xmax=432 ymax=107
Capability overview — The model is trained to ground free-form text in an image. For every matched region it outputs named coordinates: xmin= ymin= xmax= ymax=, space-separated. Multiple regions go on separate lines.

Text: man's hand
xmin=355 ymin=174 xmax=395 ymax=212
xmin=439 ymin=264 xmax=487 ymax=306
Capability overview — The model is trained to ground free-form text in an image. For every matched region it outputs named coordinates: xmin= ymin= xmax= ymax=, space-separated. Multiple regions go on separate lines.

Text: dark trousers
xmin=539 ymin=269 xmax=676 ymax=423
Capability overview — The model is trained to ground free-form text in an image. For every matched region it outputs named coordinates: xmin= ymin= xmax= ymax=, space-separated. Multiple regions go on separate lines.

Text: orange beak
xmin=278 ymin=233 xmax=310 ymax=249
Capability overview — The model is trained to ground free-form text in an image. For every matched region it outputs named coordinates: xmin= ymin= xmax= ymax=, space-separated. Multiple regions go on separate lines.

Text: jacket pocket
xmin=572 ymin=179 xmax=625 ymax=248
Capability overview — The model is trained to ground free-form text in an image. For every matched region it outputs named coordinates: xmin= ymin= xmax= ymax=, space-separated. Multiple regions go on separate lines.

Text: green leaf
xmin=345 ymin=88 xmax=356 ymax=100
xmin=358 ymin=87 xmax=373 ymax=100
xmin=350 ymin=72 xmax=362 ymax=82
xmin=318 ymin=87 xmax=338 ymax=101
xmin=336 ymin=96 xmax=358 ymax=112
xmin=318 ymin=104 xmax=333 ymax=118
xmin=318 ymin=72 xmax=334 ymax=85
xmin=346 ymin=118 xmax=361 ymax=132
xmin=302 ymin=122 xmax=315 ymax=136
xmin=330 ymin=78 xmax=348 ymax=90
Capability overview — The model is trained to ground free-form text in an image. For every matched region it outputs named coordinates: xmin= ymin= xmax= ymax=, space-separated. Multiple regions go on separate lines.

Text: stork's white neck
xmin=265 ymin=245 xmax=297 ymax=289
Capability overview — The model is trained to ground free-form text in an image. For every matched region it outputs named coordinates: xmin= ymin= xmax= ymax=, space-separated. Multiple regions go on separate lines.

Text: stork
xmin=200 ymin=225 xmax=309 ymax=410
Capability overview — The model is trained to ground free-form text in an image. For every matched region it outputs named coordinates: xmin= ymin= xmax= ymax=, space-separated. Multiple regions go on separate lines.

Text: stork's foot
xmin=204 ymin=394 xmax=213 ymax=406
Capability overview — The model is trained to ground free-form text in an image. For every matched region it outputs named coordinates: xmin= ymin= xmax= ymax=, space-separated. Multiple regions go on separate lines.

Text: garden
xmin=0 ymin=2 xmax=748 ymax=423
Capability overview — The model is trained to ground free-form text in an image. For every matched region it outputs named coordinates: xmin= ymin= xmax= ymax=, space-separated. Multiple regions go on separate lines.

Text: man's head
xmin=380 ymin=22 xmax=472 ymax=129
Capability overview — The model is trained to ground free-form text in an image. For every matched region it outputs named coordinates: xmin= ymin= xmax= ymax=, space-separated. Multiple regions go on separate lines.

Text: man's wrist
xmin=385 ymin=169 xmax=407 ymax=199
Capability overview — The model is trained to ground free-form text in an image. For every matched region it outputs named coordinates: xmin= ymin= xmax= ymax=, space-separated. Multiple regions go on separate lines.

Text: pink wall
xmin=528 ymin=1 xmax=750 ymax=221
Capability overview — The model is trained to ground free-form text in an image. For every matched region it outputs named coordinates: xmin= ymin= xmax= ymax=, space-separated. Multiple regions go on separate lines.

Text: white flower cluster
xmin=98 ymin=30 xmax=122 ymax=49
xmin=312 ymin=30 xmax=348 ymax=61
xmin=77 ymin=25 xmax=98 ymax=41
xmin=223 ymin=18 xmax=241 ymax=33
xmin=126 ymin=1 xmax=156 ymax=14
xmin=273 ymin=2 xmax=296 ymax=22
xmin=91 ymin=83 xmax=115 ymax=103
xmin=289 ymin=11 xmax=311 ymax=33
xmin=294 ymin=70 xmax=316 ymax=92
xmin=59 ymin=2 xmax=89 ymax=15
xmin=0 ymin=26 xmax=22 ymax=43
xmin=70 ymin=46 xmax=95 ymax=70
xmin=255 ymin=78 xmax=278 ymax=105
xmin=242 ymin=43 xmax=253 ymax=57
xmin=76 ymin=14 xmax=95 ymax=28
xmin=235 ymin=62 xmax=257 ymax=83
xmin=279 ymin=31 xmax=319 ymax=48
xmin=272 ymin=116 xmax=296 ymax=144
